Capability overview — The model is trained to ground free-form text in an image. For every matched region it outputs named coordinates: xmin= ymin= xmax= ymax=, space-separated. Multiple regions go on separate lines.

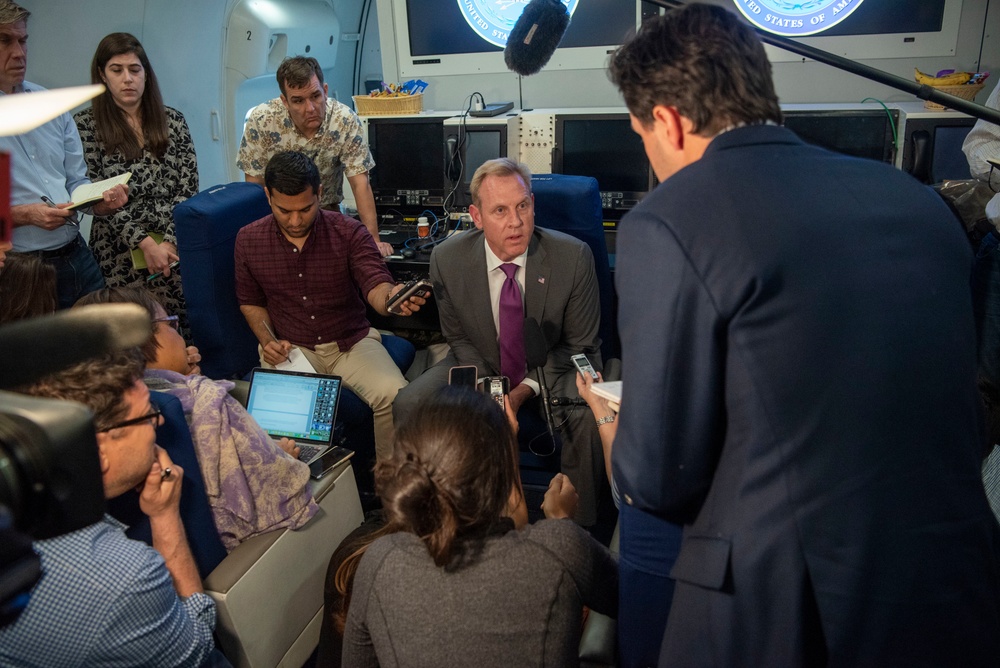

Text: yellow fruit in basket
xmin=914 ymin=68 xmax=972 ymax=86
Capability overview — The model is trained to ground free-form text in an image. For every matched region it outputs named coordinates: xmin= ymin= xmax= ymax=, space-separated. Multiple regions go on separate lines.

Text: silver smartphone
xmin=571 ymin=353 xmax=598 ymax=380
xmin=386 ymin=278 xmax=433 ymax=314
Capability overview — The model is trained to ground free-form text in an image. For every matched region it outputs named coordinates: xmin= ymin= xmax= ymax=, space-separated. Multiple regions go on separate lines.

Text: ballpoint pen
xmin=146 ymin=260 xmax=180 ymax=282
xmin=40 ymin=195 xmax=79 ymax=227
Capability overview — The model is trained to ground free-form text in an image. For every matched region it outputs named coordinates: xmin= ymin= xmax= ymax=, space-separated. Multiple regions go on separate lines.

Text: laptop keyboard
xmin=297 ymin=444 xmax=322 ymax=463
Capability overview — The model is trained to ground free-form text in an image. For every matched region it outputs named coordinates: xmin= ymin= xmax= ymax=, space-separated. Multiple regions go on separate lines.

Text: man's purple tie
xmin=499 ymin=263 xmax=526 ymax=387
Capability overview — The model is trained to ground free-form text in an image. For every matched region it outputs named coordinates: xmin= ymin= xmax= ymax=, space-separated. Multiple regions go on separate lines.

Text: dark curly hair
xmin=15 ymin=347 xmax=145 ymax=432
xmin=265 ymin=150 xmax=321 ymax=197
xmin=609 ymin=3 xmax=782 ymax=136
xmin=376 ymin=385 xmax=519 ymax=569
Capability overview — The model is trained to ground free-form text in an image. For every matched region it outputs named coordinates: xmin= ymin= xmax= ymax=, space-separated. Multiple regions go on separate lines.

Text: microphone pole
xmin=524 ymin=317 xmax=560 ymax=455
xmin=645 ymin=0 xmax=1000 ymax=127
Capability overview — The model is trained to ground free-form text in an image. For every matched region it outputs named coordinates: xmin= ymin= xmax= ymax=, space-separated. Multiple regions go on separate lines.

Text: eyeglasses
xmin=98 ymin=407 xmax=162 ymax=433
xmin=153 ymin=315 xmax=179 ymax=330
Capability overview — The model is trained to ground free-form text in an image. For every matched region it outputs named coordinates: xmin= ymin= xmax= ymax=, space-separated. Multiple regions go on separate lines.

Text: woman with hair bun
xmin=342 ymin=385 xmax=617 ymax=666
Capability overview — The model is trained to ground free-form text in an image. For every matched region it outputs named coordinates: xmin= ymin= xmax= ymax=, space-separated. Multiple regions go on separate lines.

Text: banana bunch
xmin=914 ymin=68 xmax=973 ymax=86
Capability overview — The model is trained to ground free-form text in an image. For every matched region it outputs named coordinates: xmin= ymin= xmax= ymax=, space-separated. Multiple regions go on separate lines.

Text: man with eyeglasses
xmin=0 ymin=347 xmax=222 ymax=667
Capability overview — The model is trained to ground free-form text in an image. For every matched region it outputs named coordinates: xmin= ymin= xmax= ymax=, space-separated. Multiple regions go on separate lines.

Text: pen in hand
xmin=261 ymin=321 xmax=289 ymax=363
xmin=40 ymin=196 xmax=79 ymax=227
xmin=146 ymin=260 xmax=180 ymax=282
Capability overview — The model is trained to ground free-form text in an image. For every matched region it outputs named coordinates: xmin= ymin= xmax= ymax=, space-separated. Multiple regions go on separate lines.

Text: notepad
xmin=590 ymin=381 xmax=622 ymax=412
xmin=68 ymin=172 xmax=132 ymax=210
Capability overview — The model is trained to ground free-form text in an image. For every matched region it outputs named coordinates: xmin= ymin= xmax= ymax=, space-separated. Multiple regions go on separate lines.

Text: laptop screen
xmin=245 ymin=369 xmax=341 ymax=445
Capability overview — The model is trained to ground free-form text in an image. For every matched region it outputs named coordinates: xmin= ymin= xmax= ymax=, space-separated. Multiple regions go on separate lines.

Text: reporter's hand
xmin=541 ymin=473 xmax=579 ymax=520
xmin=92 ymin=183 xmax=130 ymax=216
xmin=277 ymin=437 xmax=301 ymax=459
xmin=504 ymin=398 xmax=519 ymax=436
xmin=140 ymin=236 xmax=179 ymax=275
xmin=13 ymin=202 xmax=74 ymax=230
xmin=184 ymin=346 xmax=202 ymax=376
xmin=386 ymin=283 xmax=426 ymax=316
xmin=262 ymin=339 xmax=292 ymax=366
xmin=575 ymin=371 xmax=611 ymax=417
xmin=376 ymin=241 xmax=394 ymax=257
xmin=139 ymin=446 xmax=183 ymax=519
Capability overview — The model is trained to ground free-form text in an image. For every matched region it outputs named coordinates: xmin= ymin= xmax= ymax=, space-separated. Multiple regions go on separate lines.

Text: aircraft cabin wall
xmin=18 ymin=0 xmax=367 ymax=189
xmin=373 ymin=0 xmax=1000 ymax=112
xmin=13 ymin=0 xmax=1000 ymax=193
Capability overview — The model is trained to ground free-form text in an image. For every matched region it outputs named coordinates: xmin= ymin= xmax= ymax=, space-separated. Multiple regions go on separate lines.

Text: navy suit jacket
xmin=613 ymin=125 xmax=1000 ymax=665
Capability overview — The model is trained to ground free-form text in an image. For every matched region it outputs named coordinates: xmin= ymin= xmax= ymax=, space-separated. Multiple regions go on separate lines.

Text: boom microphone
xmin=504 ymin=0 xmax=571 ymax=76
xmin=0 ymin=304 xmax=152 ymax=389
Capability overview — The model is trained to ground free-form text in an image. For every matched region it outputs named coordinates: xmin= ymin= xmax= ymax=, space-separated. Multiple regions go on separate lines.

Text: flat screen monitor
xmin=367 ymin=117 xmax=446 ymax=209
xmin=553 ymin=114 xmax=653 ymax=221
xmin=899 ymin=115 xmax=976 ymax=184
xmin=783 ymin=109 xmax=899 ymax=164
xmin=390 ymin=0 xmax=642 ymax=77
xmin=445 ymin=122 xmax=508 ymax=208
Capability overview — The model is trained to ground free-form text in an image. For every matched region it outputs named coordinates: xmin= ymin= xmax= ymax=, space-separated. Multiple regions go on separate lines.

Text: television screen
xmin=391 ymin=0 xmax=642 ymax=77
xmin=406 ymin=0 xmax=635 ymax=56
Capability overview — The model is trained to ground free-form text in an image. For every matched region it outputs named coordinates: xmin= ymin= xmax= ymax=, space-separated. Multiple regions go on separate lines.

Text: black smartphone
xmin=571 ymin=353 xmax=598 ymax=381
xmin=448 ymin=365 xmax=478 ymax=387
xmin=386 ymin=278 xmax=433 ymax=314
xmin=483 ymin=375 xmax=510 ymax=409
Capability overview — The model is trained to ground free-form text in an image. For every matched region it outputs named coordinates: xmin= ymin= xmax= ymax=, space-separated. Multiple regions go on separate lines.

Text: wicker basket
xmin=352 ymin=93 xmax=423 ymax=116
xmin=922 ymin=83 xmax=985 ymax=110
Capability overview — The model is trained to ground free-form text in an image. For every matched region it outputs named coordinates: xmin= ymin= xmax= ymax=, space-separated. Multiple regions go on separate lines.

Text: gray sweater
xmin=342 ymin=519 xmax=618 ymax=667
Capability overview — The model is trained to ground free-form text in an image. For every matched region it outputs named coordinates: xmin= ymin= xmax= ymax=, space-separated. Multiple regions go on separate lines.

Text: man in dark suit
xmin=393 ymin=158 xmax=605 ymax=525
xmin=609 ymin=4 xmax=1000 ymax=666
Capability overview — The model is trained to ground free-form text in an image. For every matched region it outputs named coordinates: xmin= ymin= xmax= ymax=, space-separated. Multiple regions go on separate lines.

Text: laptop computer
xmin=245 ymin=367 xmax=342 ymax=465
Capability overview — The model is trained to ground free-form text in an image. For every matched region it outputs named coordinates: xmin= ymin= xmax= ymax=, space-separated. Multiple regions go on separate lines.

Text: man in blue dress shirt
xmin=0 ymin=1 xmax=129 ymax=308
xmin=0 ymin=348 xmax=221 ymax=667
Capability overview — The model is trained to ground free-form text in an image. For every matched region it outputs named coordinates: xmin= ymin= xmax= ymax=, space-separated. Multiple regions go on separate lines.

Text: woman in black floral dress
xmin=75 ymin=32 xmax=198 ymax=337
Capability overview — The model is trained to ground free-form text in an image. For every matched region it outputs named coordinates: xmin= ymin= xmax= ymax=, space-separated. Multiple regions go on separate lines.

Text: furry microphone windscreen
xmin=504 ymin=0 xmax=571 ymax=76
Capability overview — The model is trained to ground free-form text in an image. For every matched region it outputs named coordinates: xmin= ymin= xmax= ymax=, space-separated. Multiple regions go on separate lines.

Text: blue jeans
xmin=973 ymin=232 xmax=1000 ymax=385
xmin=618 ymin=502 xmax=683 ymax=668
xmin=38 ymin=234 xmax=106 ymax=309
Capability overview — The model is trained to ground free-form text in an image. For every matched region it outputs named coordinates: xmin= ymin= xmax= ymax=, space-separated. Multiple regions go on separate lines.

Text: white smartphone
xmin=571 ymin=353 xmax=598 ymax=380
xmin=448 ymin=365 xmax=478 ymax=387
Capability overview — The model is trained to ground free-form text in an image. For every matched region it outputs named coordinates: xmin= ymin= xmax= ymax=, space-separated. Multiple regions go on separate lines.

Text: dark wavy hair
xmin=89 ymin=32 xmax=169 ymax=159
xmin=376 ymin=385 xmax=520 ymax=568
xmin=75 ymin=287 xmax=162 ymax=365
xmin=0 ymin=252 xmax=56 ymax=325
xmin=276 ymin=56 xmax=325 ymax=97
xmin=265 ymin=150 xmax=321 ymax=197
xmin=609 ymin=3 xmax=782 ymax=136
xmin=16 ymin=347 xmax=145 ymax=432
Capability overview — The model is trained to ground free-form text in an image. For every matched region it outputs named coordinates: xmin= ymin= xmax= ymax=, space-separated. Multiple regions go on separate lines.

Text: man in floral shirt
xmin=238 ymin=56 xmax=391 ymax=256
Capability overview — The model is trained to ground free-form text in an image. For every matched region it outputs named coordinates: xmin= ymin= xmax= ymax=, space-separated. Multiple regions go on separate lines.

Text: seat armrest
xmin=204 ymin=461 xmax=363 ymax=667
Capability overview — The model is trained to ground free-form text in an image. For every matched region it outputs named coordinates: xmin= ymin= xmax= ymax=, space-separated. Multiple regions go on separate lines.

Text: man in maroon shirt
xmin=235 ymin=151 xmax=424 ymax=461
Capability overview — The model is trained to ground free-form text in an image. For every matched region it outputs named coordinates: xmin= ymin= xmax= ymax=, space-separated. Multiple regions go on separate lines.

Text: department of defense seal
xmin=732 ymin=0 xmax=867 ymax=37
xmin=459 ymin=0 xmax=580 ymax=48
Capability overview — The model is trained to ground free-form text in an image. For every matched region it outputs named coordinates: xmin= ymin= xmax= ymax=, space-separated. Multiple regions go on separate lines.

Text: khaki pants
xmin=261 ymin=328 xmax=406 ymax=461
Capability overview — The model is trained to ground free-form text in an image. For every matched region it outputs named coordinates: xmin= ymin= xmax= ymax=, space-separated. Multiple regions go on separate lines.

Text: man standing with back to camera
xmin=609 ymin=4 xmax=1000 ymax=665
